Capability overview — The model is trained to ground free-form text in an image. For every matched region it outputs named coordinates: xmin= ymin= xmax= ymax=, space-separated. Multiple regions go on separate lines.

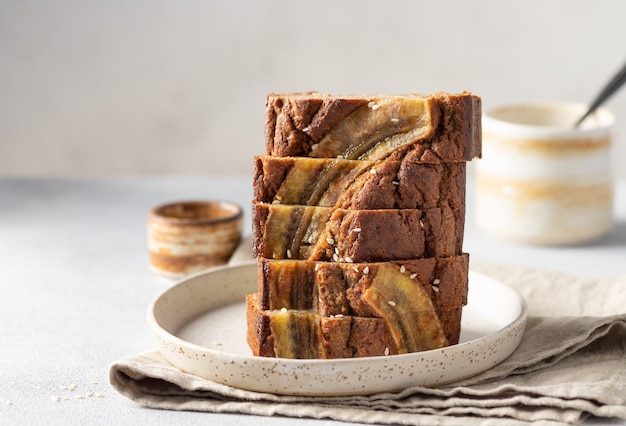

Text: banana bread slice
xmin=265 ymin=92 xmax=481 ymax=162
xmin=252 ymin=203 xmax=464 ymax=262
xmin=253 ymin=155 xmax=466 ymax=210
xmin=257 ymin=255 xmax=468 ymax=316
xmin=246 ymin=293 xmax=462 ymax=358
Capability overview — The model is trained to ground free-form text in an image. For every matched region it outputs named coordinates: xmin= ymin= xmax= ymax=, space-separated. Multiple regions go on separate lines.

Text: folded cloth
xmin=110 ymin=240 xmax=626 ymax=425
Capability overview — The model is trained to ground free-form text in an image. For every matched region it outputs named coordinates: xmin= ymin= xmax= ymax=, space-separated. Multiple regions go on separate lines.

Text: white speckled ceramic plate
xmin=148 ymin=262 xmax=527 ymax=396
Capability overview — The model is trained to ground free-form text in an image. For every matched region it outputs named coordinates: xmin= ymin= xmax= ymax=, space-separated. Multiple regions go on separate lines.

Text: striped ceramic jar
xmin=476 ymin=102 xmax=615 ymax=245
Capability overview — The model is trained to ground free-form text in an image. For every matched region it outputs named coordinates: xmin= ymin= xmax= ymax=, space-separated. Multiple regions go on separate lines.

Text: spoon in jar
xmin=575 ymin=60 xmax=626 ymax=127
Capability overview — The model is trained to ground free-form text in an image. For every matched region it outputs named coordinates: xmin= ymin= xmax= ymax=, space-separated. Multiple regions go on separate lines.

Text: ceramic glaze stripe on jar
xmin=476 ymin=102 xmax=615 ymax=245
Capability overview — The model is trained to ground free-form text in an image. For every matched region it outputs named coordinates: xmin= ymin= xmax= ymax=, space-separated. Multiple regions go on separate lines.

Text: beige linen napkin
xmin=110 ymin=239 xmax=626 ymax=425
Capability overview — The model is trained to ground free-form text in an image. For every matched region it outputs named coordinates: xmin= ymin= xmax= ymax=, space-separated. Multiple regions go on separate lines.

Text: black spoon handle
xmin=575 ymin=60 xmax=626 ymax=127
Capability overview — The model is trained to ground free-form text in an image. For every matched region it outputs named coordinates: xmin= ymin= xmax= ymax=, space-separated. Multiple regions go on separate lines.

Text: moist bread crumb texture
xmin=247 ymin=92 xmax=481 ymax=359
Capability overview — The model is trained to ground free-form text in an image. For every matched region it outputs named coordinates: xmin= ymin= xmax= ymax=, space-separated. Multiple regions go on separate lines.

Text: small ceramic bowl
xmin=147 ymin=200 xmax=243 ymax=279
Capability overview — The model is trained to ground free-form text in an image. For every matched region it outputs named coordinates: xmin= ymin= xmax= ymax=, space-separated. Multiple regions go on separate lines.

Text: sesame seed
xmin=280 ymin=307 xmax=287 ymax=313
xmin=387 ymin=300 xmax=396 ymax=307
xmin=384 ymin=347 xmax=390 ymax=356
xmin=335 ymin=314 xmax=344 ymax=318
xmin=345 ymin=256 xmax=353 ymax=263
xmin=410 ymin=273 xmax=417 ymax=279
xmin=61 ymin=397 xmax=70 ymax=401
xmin=390 ymin=118 xmax=399 ymax=123
xmin=68 ymin=384 xmax=77 ymax=391
xmin=432 ymin=285 xmax=440 ymax=292
xmin=363 ymin=266 xmax=369 ymax=275
xmin=311 ymin=143 xmax=318 ymax=150
xmin=352 ymin=266 xmax=359 ymax=273
xmin=392 ymin=180 xmax=399 ymax=185
xmin=369 ymin=168 xmax=377 ymax=174
xmin=302 ymin=126 xmax=310 ymax=133
xmin=337 ymin=154 xmax=344 ymax=159
xmin=76 ymin=395 xmax=84 ymax=400
xmin=59 ymin=385 xmax=67 ymax=390
xmin=213 ymin=341 xmax=223 ymax=347
xmin=85 ymin=391 xmax=94 ymax=398
xmin=89 ymin=381 xmax=99 ymax=385
xmin=333 ymin=253 xmax=339 ymax=262
xmin=419 ymin=220 xmax=424 ymax=229
xmin=286 ymin=249 xmax=292 ymax=258
xmin=272 ymin=199 xmax=281 ymax=204
xmin=433 ymin=279 xmax=440 ymax=285
xmin=326 ymin=237 xmax=335 ymax=245
xmin=353 ymin=227 xmax=361 ymax=233
xmin=51 ymin=396 xmax=61 ymax=402
xmin=400 ymin=265 xmax=406 ymax=273
xmin=315 ymin=263 xmax=321 ymax=271
xmin=96 ymin=393 xmax=105 ymax=398
xmin=371 ymin=104 xmax=380 ymax=111
xmin=367 ymin=101 xmax=376 ymax=108
xmin=334 ymin=247 xmax=339 ymax=255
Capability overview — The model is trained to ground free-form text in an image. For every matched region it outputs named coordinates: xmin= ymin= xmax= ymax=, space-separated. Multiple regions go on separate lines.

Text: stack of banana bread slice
xmin=246 ymin=92 xmax=481 ymax=359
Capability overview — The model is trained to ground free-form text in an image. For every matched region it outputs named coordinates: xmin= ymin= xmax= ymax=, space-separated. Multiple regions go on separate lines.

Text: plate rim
xmin=147 ymin=262 xmax=528 ymax=393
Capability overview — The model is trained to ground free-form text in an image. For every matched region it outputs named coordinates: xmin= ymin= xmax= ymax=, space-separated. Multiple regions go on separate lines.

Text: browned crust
xmin=265 ymin=92 xmax=481 ymax=162
xmin=438 ymin=307 xmax=462 ymax=346
xmin=246 ymin=293 xmax=275 ymax=357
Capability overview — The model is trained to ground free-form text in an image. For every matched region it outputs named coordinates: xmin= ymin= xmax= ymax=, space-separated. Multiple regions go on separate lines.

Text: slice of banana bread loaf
xmin=246 ymin=293 xmax=463 ymax=358
xmin=265 ymin=92 xmax=481 ymax=162
xmin=247 ymin=91 xmax=481 ymax=360
xmin=252 ymin=203 xmax=464 ymax=262
xmin=256 ymin=255 xmax=468 ymax=316
xmin=253 ymin=155 xmax=466 ymax=210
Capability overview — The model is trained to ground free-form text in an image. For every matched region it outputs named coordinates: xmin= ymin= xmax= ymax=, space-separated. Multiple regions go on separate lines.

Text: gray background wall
xmin=2 ymin=0 xmax=626 ymax=178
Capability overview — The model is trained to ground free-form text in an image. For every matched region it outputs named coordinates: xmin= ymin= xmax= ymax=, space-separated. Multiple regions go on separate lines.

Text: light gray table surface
xmin=1 ymin=176 xmax=624 ymax=426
